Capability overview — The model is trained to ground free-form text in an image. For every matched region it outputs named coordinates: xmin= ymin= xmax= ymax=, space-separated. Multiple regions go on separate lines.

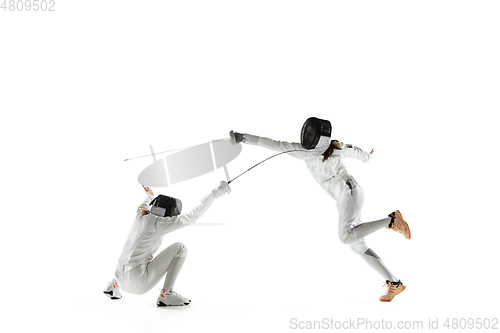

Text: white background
xmin=1 ymin=1 xmax=499 ymax=332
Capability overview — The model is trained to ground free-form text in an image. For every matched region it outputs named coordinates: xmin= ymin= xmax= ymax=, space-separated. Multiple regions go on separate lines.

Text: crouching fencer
xmin=232 ymin=117 xmax=411 ymax=302
xmin=103 ymin=181 xmax=231 ymax=306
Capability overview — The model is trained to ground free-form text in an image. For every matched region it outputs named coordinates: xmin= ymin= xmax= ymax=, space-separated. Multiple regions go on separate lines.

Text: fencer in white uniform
xmin=232 ymin=117 xmax=411 ymax=302
xmin=103 ymin=181 xmax=231 ymax=306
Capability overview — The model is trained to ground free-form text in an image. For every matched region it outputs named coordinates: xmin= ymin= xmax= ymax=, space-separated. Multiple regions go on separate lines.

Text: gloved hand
xmin=229 ymin=131 xmax=259 ymax=145
xmin=212 ymin=180 xmax=231 ymax=199
xmin=234 ymin=132 xmax=244 ymax=144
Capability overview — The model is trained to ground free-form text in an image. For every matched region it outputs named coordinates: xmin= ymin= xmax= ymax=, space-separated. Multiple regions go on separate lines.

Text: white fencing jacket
xmin=257 ymin=137 xmax=371 ymax=202
xmin=116 ymin=193 xmax=216 ymax=275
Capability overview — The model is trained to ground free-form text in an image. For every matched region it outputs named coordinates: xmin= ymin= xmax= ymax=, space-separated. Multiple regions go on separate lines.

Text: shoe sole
xmin=103 ymin=291 xmax=122 ymax=300
xmin=395 ymin=210 xmax=411 ymax=239
xmin=379 ymin=285 xmax=406 ymax=302
xmin=157 ymin=301 xmax=190 ymax=307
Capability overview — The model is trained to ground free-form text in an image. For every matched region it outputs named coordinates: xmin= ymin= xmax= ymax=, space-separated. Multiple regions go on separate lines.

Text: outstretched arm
xmin=340 ymin=143 xmax=374 ymax=163
xmin=233 ymin=131 xmax=306 ymax=159
xmin=154 ymin=181 xmax=231 ymax=233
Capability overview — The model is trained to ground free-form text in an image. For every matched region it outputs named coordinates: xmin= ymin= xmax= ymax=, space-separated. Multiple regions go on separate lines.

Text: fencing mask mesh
xmin=300 ymin=117 xmax=332 ymax=156
xmin=150 ymin=195 xmax=182 ymax=217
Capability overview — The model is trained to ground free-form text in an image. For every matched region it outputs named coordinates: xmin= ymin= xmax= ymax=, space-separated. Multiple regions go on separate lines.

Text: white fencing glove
xmin=212 ymin=180 xmax=231 ymax=199
xmin=229 ymin=131 xmax=259 ymax=145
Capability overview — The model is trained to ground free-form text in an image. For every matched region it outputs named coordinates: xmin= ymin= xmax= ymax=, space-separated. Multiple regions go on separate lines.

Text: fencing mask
xmin=149 ymin=194 xmax=183 ymax=217
xmin=300 ymin=117 xmax=332 ymax=157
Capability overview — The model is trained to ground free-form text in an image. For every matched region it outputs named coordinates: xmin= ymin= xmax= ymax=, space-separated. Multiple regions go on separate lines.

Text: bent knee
xmin=338 ymin=236 xmax=366 ymax=256
xmin=338 ymin=229 xmax=356 ymax=245
xmin=338 ymin=236 xmax=351 ymax=245
xmin=349 ymin=241 xmax=368 ymax=255
xmin=174 ymin=242 xmax=188 ymax=255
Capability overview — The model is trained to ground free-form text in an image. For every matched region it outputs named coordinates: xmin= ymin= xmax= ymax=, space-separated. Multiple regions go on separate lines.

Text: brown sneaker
xmin=387 ymin=210 xmax=411 ymax=239
xmin=379 ymin=280 xmax=406 ymax=302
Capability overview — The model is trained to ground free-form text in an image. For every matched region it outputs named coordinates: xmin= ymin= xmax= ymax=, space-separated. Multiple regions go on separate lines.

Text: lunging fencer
xmin=231 ymin=117 xmax=411 ymax=302
xmin=103 ymin=181 xmax=231 ymax=306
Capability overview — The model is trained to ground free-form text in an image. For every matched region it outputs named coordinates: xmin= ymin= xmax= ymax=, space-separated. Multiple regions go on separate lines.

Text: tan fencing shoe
xmin=380 ymin=280 xmax=406 ymax=302
xmin=387 ymin=210 xmax=411 ymax=239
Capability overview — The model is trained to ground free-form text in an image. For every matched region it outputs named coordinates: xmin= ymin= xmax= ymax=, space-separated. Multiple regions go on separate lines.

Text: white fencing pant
xmin=121 ymin=242 xmax=188 ymax=295
xmin=336 ymin=178 xmax=398 ymax=282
